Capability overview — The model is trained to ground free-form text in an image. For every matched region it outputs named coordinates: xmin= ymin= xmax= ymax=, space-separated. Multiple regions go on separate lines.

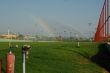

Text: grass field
xmin=0 ymin=42 xmax=109 ymax=73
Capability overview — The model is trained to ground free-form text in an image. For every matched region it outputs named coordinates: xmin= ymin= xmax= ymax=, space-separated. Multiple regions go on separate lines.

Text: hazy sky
xmin=0 ymin=0 xmax=103 ymax=36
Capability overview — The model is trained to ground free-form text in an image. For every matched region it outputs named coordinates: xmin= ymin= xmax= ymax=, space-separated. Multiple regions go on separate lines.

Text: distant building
xmin=0 ymin=34 xmax=17 ymax=39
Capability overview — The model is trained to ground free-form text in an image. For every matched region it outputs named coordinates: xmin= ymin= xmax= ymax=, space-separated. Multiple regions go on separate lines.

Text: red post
xmin=6 ymin=51 xmax=15 ymax=73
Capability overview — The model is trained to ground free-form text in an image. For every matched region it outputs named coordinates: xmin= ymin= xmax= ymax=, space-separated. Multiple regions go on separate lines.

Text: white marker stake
xmin=78 ymin=41 xmax=80 ymax=47
xmin=23 ymin=52 xmax=26 ymax=73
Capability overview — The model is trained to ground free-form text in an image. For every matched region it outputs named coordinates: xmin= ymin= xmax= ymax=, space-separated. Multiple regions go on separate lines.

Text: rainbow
xmin=34 ymin=17 xmax=56 ymax=37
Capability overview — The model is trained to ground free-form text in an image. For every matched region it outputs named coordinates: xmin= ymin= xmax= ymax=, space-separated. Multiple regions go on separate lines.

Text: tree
xmin=18 ymin=34 xmax=24 ymax=40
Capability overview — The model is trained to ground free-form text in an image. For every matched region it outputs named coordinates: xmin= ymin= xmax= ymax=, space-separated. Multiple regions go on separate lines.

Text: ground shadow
xmin=91 ymin=43 xmax=110 ymax=72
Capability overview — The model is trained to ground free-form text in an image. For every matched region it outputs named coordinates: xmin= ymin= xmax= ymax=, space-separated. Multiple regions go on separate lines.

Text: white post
xmin=23 ymin=52 xmax=26 ymax=73
xmin=78 ymin=41 xmax=80 ymax=47
xmin=75 ymin=34 xmax=80 ymax=47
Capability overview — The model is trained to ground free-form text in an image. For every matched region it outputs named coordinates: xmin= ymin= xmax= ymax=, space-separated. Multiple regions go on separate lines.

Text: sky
xmin=0 ymin=0 xmax=104 ymax=37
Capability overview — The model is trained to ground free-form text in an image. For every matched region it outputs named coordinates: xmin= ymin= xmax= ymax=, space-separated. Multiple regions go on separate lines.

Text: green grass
xmin=0 ymin=42 xmax=107 ymax=73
